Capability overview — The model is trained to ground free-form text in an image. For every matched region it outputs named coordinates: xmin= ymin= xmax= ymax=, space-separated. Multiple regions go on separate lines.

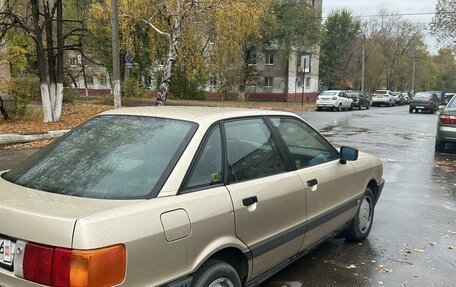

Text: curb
xmin=0 ymin=130 xmax=70 ymax=145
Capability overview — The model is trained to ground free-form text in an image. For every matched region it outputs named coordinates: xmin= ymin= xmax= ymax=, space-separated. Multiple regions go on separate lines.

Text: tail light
xmin=428 ymin=99 xmax=434 ymax=104
xmin=355 ymin=98 xmax=360 ymax=102
xmin=15 ymin=241 xmax=126 ymax=287
xmin=332 ymin=96 xmax=337 ymax=100
xmin=440 ymin=114 xmax=456 ymax=125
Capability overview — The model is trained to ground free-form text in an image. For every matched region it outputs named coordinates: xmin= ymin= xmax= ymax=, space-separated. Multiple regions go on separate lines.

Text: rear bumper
xmin=411 ymin=103 xmax=433 ymax=110
xmin=437 ymin=125 xmax=456 ymax=142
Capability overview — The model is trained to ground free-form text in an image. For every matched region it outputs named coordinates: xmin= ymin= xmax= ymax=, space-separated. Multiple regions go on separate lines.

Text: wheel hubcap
xmin=358 ymin=196 xmax=372 ymax=233
xmin=209 ymin=278 xmax=235 ymax=287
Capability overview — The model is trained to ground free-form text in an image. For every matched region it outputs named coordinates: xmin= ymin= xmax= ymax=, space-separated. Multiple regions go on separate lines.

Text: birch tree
xmin=0 ymin=0 xmax=83 ymax=122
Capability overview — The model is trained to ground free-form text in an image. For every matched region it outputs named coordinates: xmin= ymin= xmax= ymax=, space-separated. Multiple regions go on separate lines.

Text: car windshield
xmin=347 ymin=93 xmax=359 ymax=98
xmin=375 ymin=91 xmax=387 ymax=94
xmin=2 ymin=115 xmax=197 ymax=199
xmin=320 ymin=91 xmax=337 ymax=96
xmin=392 ymin=92 xmax=399 ymax=96
xmin=414 ymin=92 xmax=432 ymax=99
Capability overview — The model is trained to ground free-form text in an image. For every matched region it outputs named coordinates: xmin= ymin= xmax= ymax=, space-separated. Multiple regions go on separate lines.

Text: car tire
xmin=337 ymin=103 xmax=342 ymax=112
xmin=344 ymin=188 xmax=375 ymax=242
xmin=349 ymin=104 xmax=353 ymax=111
xmin=191 ymin=259 xmax=241 ymax=287
xmin=435 ymin=139 xmax=445 ymax=152
xmin=366 ymin=104 xmax=370 ymax=110
xmin=409 ymin=107 xmax=413 ymax=113
xmin=317 ymin=107 xmax=322 ymax=111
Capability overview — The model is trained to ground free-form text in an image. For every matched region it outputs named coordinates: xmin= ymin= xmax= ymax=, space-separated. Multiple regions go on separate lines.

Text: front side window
xmin=3 ymin=116 xmax=197 ymax=199
xmin=270 ymin=117 xmax=339 ymax=169
xmin=183 ymin=125 xmax=223 ymax=191
xmin=225 ymin=118 xmax=286 ymax=183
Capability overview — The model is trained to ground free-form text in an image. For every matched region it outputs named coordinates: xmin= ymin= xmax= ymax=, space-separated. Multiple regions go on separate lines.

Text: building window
xmin=98 ymin=75 xmax=107 ymax=85
xmin=296 ymin=78 xmax=303 ymax=87
xmin=248 ymin=50 xmax=257 ymax=65
xmin=86 ymin=76 xmax=94 ymax=84
xmin=264 ymin=77 xmax=273 ymax=87
xmin=306 ymin=77 xmax=311 ymax=88
xmin=70 ymin=57 xmax=78 ymax=66
xmin=299 ymin=55 xmax=311 ymax=73
xmin=210 ymin=76 xmax=217 ymax=86
xmin=265 ymin=54 xmax=274 ymax=65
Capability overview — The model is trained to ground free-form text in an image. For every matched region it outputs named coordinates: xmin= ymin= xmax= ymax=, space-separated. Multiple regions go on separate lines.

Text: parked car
xmin=409 ymin=91 xmax=440 ymax=113
xmin=435 ymin=95 xmax=456 ymax=152
xmin=372 ymin=90 xmax=395 ymax=107
xmin=0 ymin=107 xmax=384 ymax=287
xmin=346 ymin=90 xmax=370 ymax=110
xmin=316 ymin=90 xmax=353 ymax=111
xmin=392 ymin=92 xmax=405 ymax=106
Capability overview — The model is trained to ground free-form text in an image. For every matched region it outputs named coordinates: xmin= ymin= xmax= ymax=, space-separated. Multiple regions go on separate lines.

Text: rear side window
xmin=270 ymin=117 xmax=339 ymax=169
xmin=3 ymin=115 xmax=197 ymax=199
xmin=225 ymin=118 xmax=286 ymax=183
xmin=183 ymin=125 xmax=223 ymax=191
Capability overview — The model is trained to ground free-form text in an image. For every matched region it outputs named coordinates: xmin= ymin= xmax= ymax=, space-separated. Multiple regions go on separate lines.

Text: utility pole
xmin=361 ymin=35 xmax=365 ymax=93
xmin=412 ymin=52 xmax=416 ymax=93
xmin=111 ymin=0 xmax=121 ymax=109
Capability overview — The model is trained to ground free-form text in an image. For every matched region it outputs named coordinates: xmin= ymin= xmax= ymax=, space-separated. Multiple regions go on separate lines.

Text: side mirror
xmin=439 ymin=105 xmax=446 ymax=110
xmin=340 ymin=146 xmax=359 ymax=164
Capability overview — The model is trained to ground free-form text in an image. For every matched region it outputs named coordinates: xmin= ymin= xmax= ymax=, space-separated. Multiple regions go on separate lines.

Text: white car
xmin=372 ymin=90 xmax=395 ymax=107
xmin=316 ymin=90 xmax=353 ymax=111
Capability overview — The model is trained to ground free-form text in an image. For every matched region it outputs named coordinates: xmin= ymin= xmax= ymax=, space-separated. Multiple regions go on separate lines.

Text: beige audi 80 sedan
xmin=0 ymin=107 xmax=384 ymax=287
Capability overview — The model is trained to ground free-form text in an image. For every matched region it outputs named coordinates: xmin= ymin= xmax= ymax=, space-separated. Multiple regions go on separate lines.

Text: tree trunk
xmin=44 ymin=0 xmax=56 ymax=114
xmin=111 ymin=0 xmax=121 ymax=109
xmin=155 ymin=31 xmax=180 ymax=106
xmin=31 ymin=0 xmax=53 ymax=123
xmin=53 ymin=0 xmax=64 ymax=121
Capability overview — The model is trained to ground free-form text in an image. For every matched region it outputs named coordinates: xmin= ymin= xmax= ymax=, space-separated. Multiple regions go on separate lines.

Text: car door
xmin=223 ymin=117 xmax=307 ymax=279
xmin=341 ymin=92 xmax=351 ymax=108
xmin=269 ymin=116 xmax=359 ymax=251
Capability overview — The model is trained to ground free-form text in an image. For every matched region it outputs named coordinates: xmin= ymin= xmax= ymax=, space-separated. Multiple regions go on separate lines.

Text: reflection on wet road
xmin=264 ymin=106 xmax=456 ymax=287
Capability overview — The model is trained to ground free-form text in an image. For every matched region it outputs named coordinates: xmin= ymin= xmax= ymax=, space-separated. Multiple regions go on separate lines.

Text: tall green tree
xmin=431 ymin=0 xmax=456 ymax=51
xmin=320 ymin=9 xmax=361 ymax=89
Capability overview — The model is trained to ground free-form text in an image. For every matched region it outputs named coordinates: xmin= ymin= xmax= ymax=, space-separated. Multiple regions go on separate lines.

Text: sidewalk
xmin=0 ymin=130 xmax=69 ymax=145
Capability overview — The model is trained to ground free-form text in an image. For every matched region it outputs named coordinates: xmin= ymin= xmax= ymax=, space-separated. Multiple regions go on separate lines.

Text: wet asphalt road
xmin=263 ymin=105 xmax=456 ymax=287
xmin=0 ymin=105 xmax=455 ymax=287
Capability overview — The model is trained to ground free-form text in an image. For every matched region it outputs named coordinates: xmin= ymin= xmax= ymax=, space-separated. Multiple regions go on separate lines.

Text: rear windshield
xmin=414 ymin=92 xmax=432 ymax=99
xmin=447 ymin=97 xmax=456 ymax=110
xmin=320 ymin=91 xmax=337 ymax=96
xmin=374 ymin=90 xmax=387 ymax=94
xmin=2 ymin=115 xmax=197 ymax=199
xmin=347 ymin=93 xmax=359 ymax=97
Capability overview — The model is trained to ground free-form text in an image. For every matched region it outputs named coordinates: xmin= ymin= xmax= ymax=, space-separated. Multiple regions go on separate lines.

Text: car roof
xmin=100 ymin=106 xmax=294 ymax=124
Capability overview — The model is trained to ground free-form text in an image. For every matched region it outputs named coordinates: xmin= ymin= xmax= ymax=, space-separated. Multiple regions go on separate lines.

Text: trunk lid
xmin=0 ymin=174 xmax=128 ymax=248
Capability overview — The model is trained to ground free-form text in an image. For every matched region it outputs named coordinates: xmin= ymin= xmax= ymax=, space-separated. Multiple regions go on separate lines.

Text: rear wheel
xmin=337 ymin=103 xmax=342 ymax=112
xmin=349 ymin=103 xmax=353 ymax=111
xmin=435 ymin=139 xmax=445 ymax=152
xmin=409 ymin=107 xmax=414 ymax=113
xmin=344 ymin=188 xmax=375 ymax=242
xmin=191 ymin=259 xmax=241 ymax=287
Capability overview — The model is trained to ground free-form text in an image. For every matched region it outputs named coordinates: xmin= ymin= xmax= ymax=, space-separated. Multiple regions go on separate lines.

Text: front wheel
xmin=349 ymin=103 xmax=353 ymax=111
xmin=409 ymin=107 xmax=414 ymax=113
xmin=344 ymin=188 xmax=375 ymax=242
xmin=191 ymin=259 xmax=241 ymax=287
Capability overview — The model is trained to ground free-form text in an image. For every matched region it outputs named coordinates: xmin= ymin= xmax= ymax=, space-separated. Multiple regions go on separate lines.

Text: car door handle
xmin=243 ymin=196 xmax=258 ymax=207
xmin=307 ymin=179 xmax=318 ymax=187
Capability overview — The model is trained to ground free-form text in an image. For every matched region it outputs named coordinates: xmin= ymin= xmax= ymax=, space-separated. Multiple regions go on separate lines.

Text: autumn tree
xmin=430 ymin=0 xmax=456 ymax=51
xmin=0 ymin=0 xmax=85 ymax=122
xmin=320 ymin=9 xmax=361 ymax=89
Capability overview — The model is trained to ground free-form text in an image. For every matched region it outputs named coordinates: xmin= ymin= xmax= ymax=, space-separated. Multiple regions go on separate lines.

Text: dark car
xmin=346 ymin=91 xmax=370 ymax=110
xmin=409 ymin=91 xmax=440 ymax=113
xmin=392 ymin=92 xmax=405 ymax=106
xmin=435 ymin=95 xmax=456 ymax=152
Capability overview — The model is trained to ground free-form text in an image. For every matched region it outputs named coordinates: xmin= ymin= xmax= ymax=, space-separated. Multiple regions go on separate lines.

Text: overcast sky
xmin=322 ymin=0 xmax=440 ymax=53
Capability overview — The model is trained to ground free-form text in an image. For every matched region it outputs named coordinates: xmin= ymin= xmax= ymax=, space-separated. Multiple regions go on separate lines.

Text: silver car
xmin=436 ymin=96 xmax=456 ymax=152
xmin=0 ymin=107 xmax=384 ymax=287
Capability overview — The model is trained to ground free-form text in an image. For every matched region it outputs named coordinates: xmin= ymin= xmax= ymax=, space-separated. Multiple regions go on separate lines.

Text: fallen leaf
xmin=414 ymin=248 xmax=425 ymax=253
